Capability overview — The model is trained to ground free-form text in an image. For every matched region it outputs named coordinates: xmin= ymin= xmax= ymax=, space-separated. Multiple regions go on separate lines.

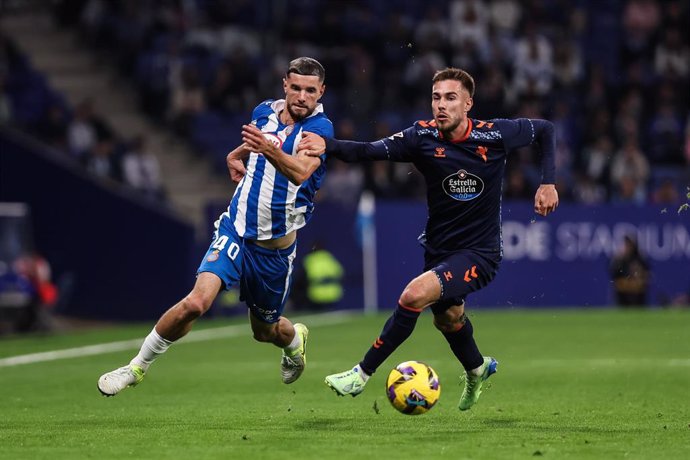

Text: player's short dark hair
xmin=432 ymin=68 xmax=475 ymax=97
xmin=287 ymin=57 xmax=325 ymax=83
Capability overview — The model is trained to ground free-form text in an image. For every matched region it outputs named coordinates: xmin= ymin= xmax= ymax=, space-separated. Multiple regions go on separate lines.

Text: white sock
xmin=354 ymin=364 xmax=370 ymax=382
xmin=130 ymin=328 xmax=173 ymax=371
xmin=283 ymin=327 xmax=303 ymax=355
xmin=469 ymin=362 xmax=484 ymax=377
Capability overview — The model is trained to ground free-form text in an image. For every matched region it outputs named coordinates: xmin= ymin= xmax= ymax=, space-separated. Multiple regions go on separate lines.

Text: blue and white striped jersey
xmin=228 ymin=99 xmax=334 ymax=240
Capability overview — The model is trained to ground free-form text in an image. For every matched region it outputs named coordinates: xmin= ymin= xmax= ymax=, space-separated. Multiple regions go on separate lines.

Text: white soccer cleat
xmin=97 ymin=365 xmax=145 ymax=396
xmin=281 ymin=323 xmax=308 ymax=384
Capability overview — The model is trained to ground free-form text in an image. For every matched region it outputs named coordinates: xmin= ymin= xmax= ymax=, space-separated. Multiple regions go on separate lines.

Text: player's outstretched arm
xmin=299 ymin=130 xmax=415 ymax=162
xmin=242 ymin=124 xmax=321 ymax=185
xmin=534 ymin=184 xmax=559 ymax=216
xmin=226 ymin=143 xmax=250 ymax=183
xmin=500 ymin=118 xmax=558 ymax=217
xmin=530 ymin=119 xmax=558 ymax=216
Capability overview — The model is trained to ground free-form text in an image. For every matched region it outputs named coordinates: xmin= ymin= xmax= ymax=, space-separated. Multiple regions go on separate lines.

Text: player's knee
xmin=252 ymin=325 xmax=277 ymax=343
xmin=433 ymin=307 xmax=465 ymax=333
xmin=179 ymin=294 xmax=210 ymax=320
xmin=399 ymin=284 xmax=428 ymax=310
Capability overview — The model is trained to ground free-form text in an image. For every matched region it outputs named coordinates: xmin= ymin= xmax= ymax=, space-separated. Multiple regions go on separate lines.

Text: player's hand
xmin=226 ymin=143 xmax=249 ymax=183
xmin=226 ymin=156 xmax=246 ymax=183
xmin=241 ymin=124 xmax=272 ymax=154
xmin=534 ymin=184 xmax=559 ymax=216
xmin=298 ymin=131 xmax=326 ymax=157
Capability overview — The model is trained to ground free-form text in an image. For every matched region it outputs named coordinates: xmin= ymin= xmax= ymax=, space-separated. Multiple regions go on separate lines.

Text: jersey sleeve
xmin=496 ymin=118 xmax=556 ymax=184
xmin=302 ymin=116 xmax=335 ymax=164
xmin=324 ymin=126 xmax=419 ymax=163
xmin=305 ymin=116 xmax=334 ymax=139
xmin=250 ymin=100 xmax=273 ymax=123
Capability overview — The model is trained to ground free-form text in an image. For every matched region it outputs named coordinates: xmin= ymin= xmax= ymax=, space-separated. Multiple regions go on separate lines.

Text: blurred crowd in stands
xmin=2 ymin=0 xmax=690 ymax=207
xmin=0 ymin=26 xmax=165 ymax=202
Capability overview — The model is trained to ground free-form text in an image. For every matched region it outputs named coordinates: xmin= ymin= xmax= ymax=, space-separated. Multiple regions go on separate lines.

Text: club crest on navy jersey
xmin=442 ymin=169 xmax=484 ymax=201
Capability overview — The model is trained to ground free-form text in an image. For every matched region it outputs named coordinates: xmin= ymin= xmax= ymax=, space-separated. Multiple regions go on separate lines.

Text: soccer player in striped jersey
xmin=98 ymin=57 xmax=334 ymax=396
xmin=298 ymin=67 xmax=559 ymax=410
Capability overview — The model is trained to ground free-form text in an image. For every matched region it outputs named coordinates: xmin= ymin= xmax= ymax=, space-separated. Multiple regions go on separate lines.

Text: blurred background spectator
xmin=610 ymin=234 xmax=651 ymax=307
xmin=292 ymin=241 xmax=345 ymax=312
xmin=11 ymin=252 xmax=58 ymax=332
xmin=0 ymin=203 xmax=57 ymax=334
xmin=121 ymin=134 xmax=165 ymax=201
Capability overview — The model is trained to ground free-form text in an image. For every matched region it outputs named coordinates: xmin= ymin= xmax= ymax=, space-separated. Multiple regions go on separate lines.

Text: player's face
xmin=283 ymin=73 xmax=325 ymax=122
xmin=431 ymin=79 xmax=473 ymax=135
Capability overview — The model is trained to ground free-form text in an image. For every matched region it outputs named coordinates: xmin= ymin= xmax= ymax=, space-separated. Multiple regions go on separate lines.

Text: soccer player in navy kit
xmin=298 ymin=67 xmax=559 ymax=410
xmin=97 ymin=57 xmax=334 ymax=396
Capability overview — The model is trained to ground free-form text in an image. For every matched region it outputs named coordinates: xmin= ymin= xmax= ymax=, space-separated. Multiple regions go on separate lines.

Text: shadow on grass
xmin=292 ymin=416 xmax=482 ymax=437
xmin=478 ymin=417 xmax=644 ymax=434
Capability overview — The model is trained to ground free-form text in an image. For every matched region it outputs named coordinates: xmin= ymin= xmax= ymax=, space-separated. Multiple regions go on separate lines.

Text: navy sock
xmin=359 ymin=304 xmax=421 ymax=375
xmin=441 ymin=314 xmax=484 ymax=371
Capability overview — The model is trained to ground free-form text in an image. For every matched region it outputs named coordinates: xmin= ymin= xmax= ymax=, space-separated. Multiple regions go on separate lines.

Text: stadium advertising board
xmin=376 ymin=201 xmax=690 ymax=308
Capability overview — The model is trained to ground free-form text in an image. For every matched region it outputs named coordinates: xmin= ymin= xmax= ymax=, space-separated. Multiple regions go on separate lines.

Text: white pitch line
xmin=0 ymin=311 xmax=356 ymax=368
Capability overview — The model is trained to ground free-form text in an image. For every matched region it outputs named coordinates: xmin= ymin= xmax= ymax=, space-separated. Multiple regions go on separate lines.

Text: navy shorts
xmin=197 ymin=215 xmax=297 ymax=323
xmin=424 ymin=249 xmax=500 ymax=314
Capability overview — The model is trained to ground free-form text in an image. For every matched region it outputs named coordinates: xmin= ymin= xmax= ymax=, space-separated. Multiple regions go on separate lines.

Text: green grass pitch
xmin=1 ymin=308 xmax=689 ymax=459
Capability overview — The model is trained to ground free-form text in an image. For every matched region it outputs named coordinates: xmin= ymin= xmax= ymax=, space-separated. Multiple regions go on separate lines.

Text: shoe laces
xmin=462 ymin=373 xmax=480 ymax=394
xmin=281 ymin=355 xmax=300 ymax=368
xmin=113 ymin=366 xmax=134 ymax=377
xmin=341 ymin=369 xmax=363 ymax=383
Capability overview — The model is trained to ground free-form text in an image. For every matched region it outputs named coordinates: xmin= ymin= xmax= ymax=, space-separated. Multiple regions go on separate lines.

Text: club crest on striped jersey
xmin=442 ymin=169 xmax=484 ymax=201
xmin=262 ymin=133 xmax=283 ymax=148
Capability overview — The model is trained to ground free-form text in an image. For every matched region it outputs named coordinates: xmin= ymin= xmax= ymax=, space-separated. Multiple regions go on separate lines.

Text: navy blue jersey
xmin=324 ymin=118 xmax=555 ymax=259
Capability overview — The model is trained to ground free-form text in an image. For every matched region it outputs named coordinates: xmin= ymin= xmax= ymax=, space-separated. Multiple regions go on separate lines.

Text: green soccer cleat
xmin=97 ymin=364 xmax=145 ymax=396
xmin=325 ymin=367 xmax=368 ymax=397
xmin=281 ymin=323 xmax=308 ymax=384
xmin=458 ymin=356 xmax=498 ymax=411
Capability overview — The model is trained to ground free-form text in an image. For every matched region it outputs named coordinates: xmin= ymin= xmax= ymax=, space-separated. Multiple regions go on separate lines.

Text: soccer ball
xmin=385 ymin=361 xmax=441 ymax=415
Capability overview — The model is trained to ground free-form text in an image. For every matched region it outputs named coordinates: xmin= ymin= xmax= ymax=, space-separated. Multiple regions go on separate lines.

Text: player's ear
xmin=318 ymin=83 xmax=325 ymax=100
xmin=283 ymin=77 xmax=288 ymax=94
xmin=465 ymin=97 xmax=473 ymax=113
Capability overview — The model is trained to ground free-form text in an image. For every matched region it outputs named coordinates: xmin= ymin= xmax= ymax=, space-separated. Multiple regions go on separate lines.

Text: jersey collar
xmin=438 ymin=118 xmax=473 ymax=144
